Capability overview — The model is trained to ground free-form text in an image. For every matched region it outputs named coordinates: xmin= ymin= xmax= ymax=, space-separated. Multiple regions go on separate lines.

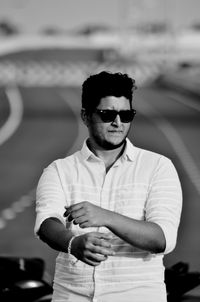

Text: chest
xmin=62 ymin=161 xmax=151 ymax=221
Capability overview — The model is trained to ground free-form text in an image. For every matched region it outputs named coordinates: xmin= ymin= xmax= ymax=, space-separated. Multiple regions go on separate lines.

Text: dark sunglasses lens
xmin=99 ymin=111 xmax=116 ymax=122
xmin=119 ymin=110 xmax=135 ymax=122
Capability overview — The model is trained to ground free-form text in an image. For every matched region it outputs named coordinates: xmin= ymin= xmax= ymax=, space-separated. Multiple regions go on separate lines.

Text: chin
xmin=101 ymin=138 xmax=126 ymax=150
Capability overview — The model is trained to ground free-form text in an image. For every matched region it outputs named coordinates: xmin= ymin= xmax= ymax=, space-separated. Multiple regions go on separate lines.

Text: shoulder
xmin=136 ymin=149 xmax=181 ymax=184
xmin=133 ymin=144 xmax=171 ymax=166
xmin=129 ymin=143 xmax=179 ymax=179
xmin=126 ymin=139 xmax=167 ymax=162
xmin=42 ymin=150 xmax=80 ymax=176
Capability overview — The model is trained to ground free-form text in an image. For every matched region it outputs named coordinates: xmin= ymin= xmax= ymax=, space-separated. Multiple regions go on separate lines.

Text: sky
xmin=0 ymin=0 xmax=200 ymax=34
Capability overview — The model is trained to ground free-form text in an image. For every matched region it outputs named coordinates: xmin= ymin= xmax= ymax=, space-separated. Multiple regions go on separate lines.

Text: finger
xmin=69 ymin=202 xmax=85 ymax=212
xmin=67 ymin=209 xmax=86 ymax=222
xmin=72 ymin=209 xmax=86 ymax=219
xmin=63 ymin=207 xmax=69 ymax=217
xmin=64 ymin=203 xmax=84 ymax=217
xmin=73 ymin=216 xmax=88 ymax=225
xmin=98 ymin=247 xmax=115 ymax=257
xmin=91 ymin=244 xmax=115 ymax=257
xmin=64 ymin=207 xmax=73 ymax=217
xmin=87 ymin=251 xmax=107 ymax=262
xmin=96 ymin=232 xmax=113 ymax=241
xmin=67 ymin=214 xmax=74 ymax=222
xmin=79 ymin=221 xmax=90 ymax=228
xmin=85 ymin=258 xmax=101 ymax=266
xmin=94 ymin=238 xmax=112 ymax=249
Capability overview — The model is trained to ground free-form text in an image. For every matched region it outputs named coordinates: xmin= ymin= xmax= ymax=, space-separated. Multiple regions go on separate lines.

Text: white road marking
xmin=58 ymin=90 xmax=88 ymax=155
xmin=166 ymin=91 xmax=200 ymax=112
xmin=0 ymin=86 xmax=25 ymax=229
xmin=0 ymin=86 xmax=24 ymax=146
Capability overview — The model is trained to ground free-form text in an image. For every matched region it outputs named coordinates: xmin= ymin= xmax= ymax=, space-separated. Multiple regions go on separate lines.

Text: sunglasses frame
xmin=94 ymin=109 xmax=136 ymax=123
xmin=95 ymin=109 xmax=136 ymax=123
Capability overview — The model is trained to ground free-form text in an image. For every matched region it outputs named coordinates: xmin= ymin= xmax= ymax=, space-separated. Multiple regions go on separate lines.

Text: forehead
xmin=97 ymin=96 xmax=130 ymax=110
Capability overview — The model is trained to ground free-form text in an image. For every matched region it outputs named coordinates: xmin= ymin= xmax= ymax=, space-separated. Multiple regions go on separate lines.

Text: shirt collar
xmin=80 ymin=139 xmax=98 ymax=161
xmin=80 ymin=138 xmax=135 ymax=162
xmin=122 ymin=138 xmax=135 ymax=162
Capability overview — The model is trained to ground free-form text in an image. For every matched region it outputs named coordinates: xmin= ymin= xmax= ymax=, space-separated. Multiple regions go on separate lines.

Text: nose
xmin=112 ymin=114 xmax=121 ymax=127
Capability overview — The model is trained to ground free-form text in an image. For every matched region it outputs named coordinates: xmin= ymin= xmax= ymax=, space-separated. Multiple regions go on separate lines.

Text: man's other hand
xmin=64 ymin=201 xmax=110 ymax=228
xmin=71 ymin=232 xmax=115 ymax=266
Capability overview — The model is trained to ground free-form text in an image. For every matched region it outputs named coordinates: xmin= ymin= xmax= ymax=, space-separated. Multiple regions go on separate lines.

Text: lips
xmin=108 ymin=131 xmax=123 ymax=134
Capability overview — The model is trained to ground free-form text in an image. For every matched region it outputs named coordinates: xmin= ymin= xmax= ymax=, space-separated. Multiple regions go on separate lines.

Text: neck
xmin=87 ymin=139 xmax=126 ymax=169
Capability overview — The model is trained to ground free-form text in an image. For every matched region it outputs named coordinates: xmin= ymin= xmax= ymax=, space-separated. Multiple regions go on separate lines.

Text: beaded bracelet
xmin=67 ymin=235 xmax=79 ymax=264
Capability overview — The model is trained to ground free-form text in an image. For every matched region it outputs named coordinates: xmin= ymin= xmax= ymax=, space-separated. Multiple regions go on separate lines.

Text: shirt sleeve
xmin=34 ymin=161 xmax=66 ymax=236
xmin=145 ymin=156 xmax=183 ymax=254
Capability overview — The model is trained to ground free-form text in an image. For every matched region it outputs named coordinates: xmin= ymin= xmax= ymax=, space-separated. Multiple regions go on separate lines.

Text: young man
xmin=34 ymin=71 xmax=182 ymax=302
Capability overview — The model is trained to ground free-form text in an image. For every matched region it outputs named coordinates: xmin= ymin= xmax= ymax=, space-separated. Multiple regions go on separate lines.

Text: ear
xmin=81 ymin=109 xmax=90 ymax=126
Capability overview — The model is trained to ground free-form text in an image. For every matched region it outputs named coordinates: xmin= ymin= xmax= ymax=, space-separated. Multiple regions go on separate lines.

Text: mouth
xmin=108 ymin=130 xmax=123 ymax=135
xmin=108 ymin=130 xmax=123 ymax=133
xmin=108 ymin=129 xmax=123 ymax=133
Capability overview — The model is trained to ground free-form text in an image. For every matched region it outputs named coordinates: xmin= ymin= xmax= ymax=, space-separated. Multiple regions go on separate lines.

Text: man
xmin=34 ymin=71 xmax=182 ymax=302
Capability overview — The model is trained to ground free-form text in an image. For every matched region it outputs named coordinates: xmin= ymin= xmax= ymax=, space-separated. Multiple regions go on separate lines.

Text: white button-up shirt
xmin=35 ymin=139 xmax=182 ymax=302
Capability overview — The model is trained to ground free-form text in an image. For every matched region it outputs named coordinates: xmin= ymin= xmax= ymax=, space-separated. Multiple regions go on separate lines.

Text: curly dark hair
xmin=81 ymin=71 xmax=137 ymax=113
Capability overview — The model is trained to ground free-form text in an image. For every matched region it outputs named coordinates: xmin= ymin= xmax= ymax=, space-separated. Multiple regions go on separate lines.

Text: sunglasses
xmin=94 ymin=109 xmax=136 ymax=123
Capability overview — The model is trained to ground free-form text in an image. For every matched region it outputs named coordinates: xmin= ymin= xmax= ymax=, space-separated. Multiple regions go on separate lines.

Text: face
xmin=83 ymin=96 xmax=132 ymax=150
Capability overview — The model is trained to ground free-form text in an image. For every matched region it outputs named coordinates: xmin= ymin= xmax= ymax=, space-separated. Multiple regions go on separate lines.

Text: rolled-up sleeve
xmin=146 ymin=157 xmax=182 ymax=254
xmin=34 ymin=162 xmax=66 ymax=236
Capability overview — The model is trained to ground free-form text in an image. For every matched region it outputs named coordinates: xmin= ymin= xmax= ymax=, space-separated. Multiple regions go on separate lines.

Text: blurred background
xmin=0 ymin=0 xmax=200 ymax=300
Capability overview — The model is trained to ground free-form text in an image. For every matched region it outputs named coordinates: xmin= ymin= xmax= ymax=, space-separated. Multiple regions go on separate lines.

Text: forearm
xmin=38 ymin=217 xmax=73 ymax=253
xmin=38 ymin=217 xmax=115 ymax=267
xmin=64 ymin=201 xmax=166 ymax=253
xmin=105 ymin=210 xmax=166 ymax=253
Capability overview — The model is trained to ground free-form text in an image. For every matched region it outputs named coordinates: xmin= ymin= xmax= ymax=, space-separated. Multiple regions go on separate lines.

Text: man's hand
xmin=71 ymin=232 xmax=115 ymax=266
xmin=64 ymin=201 xmax=110 ymax=228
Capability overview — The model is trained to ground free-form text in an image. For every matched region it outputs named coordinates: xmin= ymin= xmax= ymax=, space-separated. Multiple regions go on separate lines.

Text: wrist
xmin=104 ymin=209 xmax=114 ymax=228
xmin=67 ymin=235 xmax=79 ymax=264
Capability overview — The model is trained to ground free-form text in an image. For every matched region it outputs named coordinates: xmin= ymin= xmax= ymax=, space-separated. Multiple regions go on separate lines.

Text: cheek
xmin=125 ymin=123 xmax=131 ymax=133
xmin=97 ymin=125 xmax=108 ymax=138
xmin=90 ymin=123 xmax=106 ymax=137
xmin=122 ymin=121 xmax=131 ymax=131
